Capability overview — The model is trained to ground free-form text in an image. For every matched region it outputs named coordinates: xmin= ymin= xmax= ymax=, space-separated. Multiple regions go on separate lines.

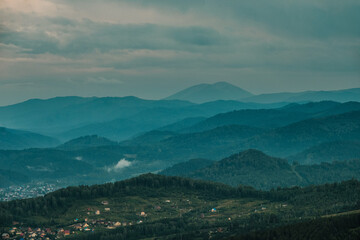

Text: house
xmin=211 ymin=208 xmax=216 ymax=213
xmin=105 ymin=208 xmax=110 ymax=211
xmin=101 ymin=201 xmax=109 ymax=205
xmin=165 ymin=200 xmax=171 ymax=203
xmin=74 ymin=225 xmax=82 ymax=230
xmin=95 ymin=210 xmax=101 ymax=215
xmin=1 ymin=233 xmax=10 ymax=239
xmin=114 ymin=222 xmax=121 ymax=227
xmin=140 ymin=211 xmax=146 ymax=216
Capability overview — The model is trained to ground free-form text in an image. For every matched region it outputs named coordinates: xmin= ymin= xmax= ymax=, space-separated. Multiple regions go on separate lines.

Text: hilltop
xmin=162 ymin=149 xmax=360 ymax=190
xmin=164 ymin=82 xmax=253 ymax=103
xmin=186 ymin=150 xmax=301 ymax=189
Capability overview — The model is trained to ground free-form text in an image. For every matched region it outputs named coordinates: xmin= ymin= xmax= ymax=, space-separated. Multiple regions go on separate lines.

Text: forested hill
xmin=232 ymin=211 xmax=360 ymax=240
xmin=288 ymin=140 xmax=360 ymax=164
xmin=161 ymin=149 xmax=360 ymax=190
xmin=1 ymin=174 xmax=360 ymax=240
xmin=187 ymin=149 xmax=301 ymax=189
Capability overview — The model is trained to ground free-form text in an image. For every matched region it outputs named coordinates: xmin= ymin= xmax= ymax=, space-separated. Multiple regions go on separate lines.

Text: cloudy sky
xmin=0 ymin=0 xmax=359 ymax=105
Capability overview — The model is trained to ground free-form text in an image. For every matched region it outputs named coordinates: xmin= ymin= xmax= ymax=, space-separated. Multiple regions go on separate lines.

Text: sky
xmin=0 ymin=0 xmax=359 ymax=106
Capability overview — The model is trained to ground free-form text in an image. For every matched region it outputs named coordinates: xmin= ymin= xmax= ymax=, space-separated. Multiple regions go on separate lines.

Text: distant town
xmin=0 ymin=183 xmax=60 ymax=201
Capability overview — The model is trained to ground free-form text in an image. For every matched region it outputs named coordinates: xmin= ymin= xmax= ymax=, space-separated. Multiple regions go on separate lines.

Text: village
xmin=1 ymin=199 xmax=172 ymax=240
xmin=1 ymin=217 xmax=144 ymax=240
xmin=2 ymin=208 xmax=143 ymax=239
xmin=1 ymin=196 xmax=278 ymax=240
xmin=1 ymin=198 xmax=228 ymax=240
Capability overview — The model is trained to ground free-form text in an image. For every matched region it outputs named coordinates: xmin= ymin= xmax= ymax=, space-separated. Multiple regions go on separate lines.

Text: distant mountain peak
xmin=164 ymin=81 xmax=253 ymax=103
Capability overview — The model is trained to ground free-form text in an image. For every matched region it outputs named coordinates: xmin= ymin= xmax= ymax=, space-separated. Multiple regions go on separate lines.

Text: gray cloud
xmin=0 ymin=17 xmax=223 ymax=55
xmin=0 ymin=0 xmax=359 ymax=105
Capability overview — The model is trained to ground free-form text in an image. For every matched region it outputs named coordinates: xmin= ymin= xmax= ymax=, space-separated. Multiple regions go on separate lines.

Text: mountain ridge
xmin=164 ymin=81 xmax=254 ymax=103
xmin=0 ymin=127 xmax=60 ymax=150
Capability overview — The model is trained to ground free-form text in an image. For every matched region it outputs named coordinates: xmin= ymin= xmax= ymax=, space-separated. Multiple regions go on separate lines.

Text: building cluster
xmin=2 ymin=214 xmax=145 ymax=240
xmin=2 ymin=226 xmax=60 ymax=240
xmin=0 ymin=183 xmax=59 ymax=201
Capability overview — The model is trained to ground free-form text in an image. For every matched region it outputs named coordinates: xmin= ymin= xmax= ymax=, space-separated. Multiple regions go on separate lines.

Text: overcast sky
xmin=0 ymin=0 xmax=359 ymax=105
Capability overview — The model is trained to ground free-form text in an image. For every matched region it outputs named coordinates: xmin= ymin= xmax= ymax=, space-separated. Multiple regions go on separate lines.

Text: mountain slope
xmin=235 ymin=211 xmax=360 ymax=240
xmin=156 ymin=117 xmax=207 ymax=132
xmin=187 ymin=149 xmax=301 ymax=189
xmin=159 ymin=158 xmax=213 ymax=176
xmin=122 ymin=130 xmax=178 ymax=146
xmin=58 ymin=135 xmax=118 ymax=150
xmin=0 ymin=149 xmax=94 ymax=180
xmin=0 ymin=96 xmax=194 ymax=136
xmin=149 ymin=125 xmax=265 ymax=161
xmin=183 ymin=109 xmax=312 ymax=133
xmin=0 ymin=127 xmax=60 ymax=150
xmin=182 ymin=101 xmax=360 ymax=133
xmin=0 ymin=169 xmax=30 ymax=187
xmin=161 ymin=150 xmax=360 ymax=190
xmin=245 ymin=110 xmax=360 ymax=157
xmin=165 ymin=81 xmax=253 ymax=103
xmin=243 ymin=88 xmax=360 ymax=103
xmin=295 ymin=160 xmax=360 ymax=185
xmin=288 ymin=141 xmax=360 ymax=164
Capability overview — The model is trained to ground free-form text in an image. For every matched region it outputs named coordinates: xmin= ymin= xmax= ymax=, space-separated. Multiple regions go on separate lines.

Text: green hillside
xmin=288 ymin=141 xmax=360 ymax=164
xmin=163 ymin=149 xmax=360 ymax=190
xmin=1 ymin=174 xmax=360 ymax=240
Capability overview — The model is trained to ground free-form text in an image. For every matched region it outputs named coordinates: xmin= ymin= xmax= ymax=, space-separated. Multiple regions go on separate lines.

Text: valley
xmin=2 ymin=0 xmax=359 ymax=238
xmin=1 ymin=83 xmax=360 ymax=239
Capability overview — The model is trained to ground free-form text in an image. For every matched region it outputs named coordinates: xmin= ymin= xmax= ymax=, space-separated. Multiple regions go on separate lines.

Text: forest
xmin=1 ymin=174 xmax=360 ymax=239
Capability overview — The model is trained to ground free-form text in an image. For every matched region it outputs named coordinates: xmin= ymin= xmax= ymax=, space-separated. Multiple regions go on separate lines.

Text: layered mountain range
xmin=0 ymin=82 xmax=360 ymax=190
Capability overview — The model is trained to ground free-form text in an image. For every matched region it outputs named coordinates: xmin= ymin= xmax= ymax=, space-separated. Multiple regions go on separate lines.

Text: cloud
xmin=0 ymin=17 xmax=224 ymax=56
xmin=0 ymin=0 xmax=359 ymax=105
xmin=106 ymin=159 xmax=132 ymax=172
